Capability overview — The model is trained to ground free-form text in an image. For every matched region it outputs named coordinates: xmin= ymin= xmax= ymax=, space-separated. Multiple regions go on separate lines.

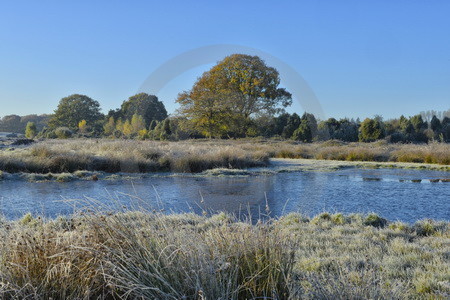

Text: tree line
xmin=1 ymin=54 xmax=449 ymax=143
xmin=2 ymin=96 xmax=448 ymax=143
xmin=0 ymin=114 xmax=50 ymax=134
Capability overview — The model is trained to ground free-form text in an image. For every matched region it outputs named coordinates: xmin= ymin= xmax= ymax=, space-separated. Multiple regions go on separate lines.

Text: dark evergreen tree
xmin=292 ymin=117 xmax=312 ymax=142
xmin=430 ymin=115 xmax=442 ymax=132
xmin=282 ymin=113 xmax=301 ymax=139
xmin=302 ymin=113 xmax=318 ymax=140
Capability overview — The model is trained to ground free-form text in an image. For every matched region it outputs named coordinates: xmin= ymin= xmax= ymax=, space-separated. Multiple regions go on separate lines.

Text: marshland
xmin=1 ymin=122 xmax=450 ymax=299
xmin=0 ymin=138 xmax=449 ymax=297
xmin=1 ymin=139 xmax=449 ymax=174
xmin=2 ymin=1 xmax=450 ymax=296
xmin=0 ymin=138 xmax=449 ymax=219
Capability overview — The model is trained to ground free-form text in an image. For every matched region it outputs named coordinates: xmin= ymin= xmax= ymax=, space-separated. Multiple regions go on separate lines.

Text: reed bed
xmin=0 ymin=139 xmax=449 ymax=174
xmin=0 ymin=211 xmax=448 ymax=299
xmin=0 ymin=139 xmax=270 ymax=174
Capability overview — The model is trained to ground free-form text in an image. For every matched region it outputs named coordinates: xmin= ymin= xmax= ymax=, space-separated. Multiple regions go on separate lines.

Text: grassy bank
xmin=0 ymin=139 xmax=270 ymax=174
xmin=271 ymin=140 xmax=450 ymax=165
xmin=0 ymin=211 xmax=448 ymax=299
xmin=0 ymin=139 xmax=449 ymax=174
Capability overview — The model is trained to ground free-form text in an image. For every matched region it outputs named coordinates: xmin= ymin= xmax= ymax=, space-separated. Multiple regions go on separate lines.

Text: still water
xmin=1 ymin=168 xmax=449 ymax=222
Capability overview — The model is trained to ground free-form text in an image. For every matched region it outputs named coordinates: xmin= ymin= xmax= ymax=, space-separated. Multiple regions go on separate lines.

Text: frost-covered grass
xmin=0 ymin=211 xmax=449 ymax=299
xmin=0 ymin=139 xmax=270 ymax=174
xmin=0 ymin=139 xmax=448 ymax=174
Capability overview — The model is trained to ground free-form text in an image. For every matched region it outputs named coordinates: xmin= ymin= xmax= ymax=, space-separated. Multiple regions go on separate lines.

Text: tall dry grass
xmin=0 ymin=139 xmax=270 ymax=174
xmin=0 ymin=139 xmax=449 ymax=174
xmin=0 ymin=211 xmax=449 ymax=299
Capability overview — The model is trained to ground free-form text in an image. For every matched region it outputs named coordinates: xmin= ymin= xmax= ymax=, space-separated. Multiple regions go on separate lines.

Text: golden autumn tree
xmin=176 ymin=87 xmax=232 ymax=138
xmin=78 ymin=119 xmax=88 ymax=134
xmin=131 ymin=114 xmax=146 ymax=133
xmin=176 ymin=54 xmax=292 ymax=137
xmin=115 ymin=118 xmax=124 ymax=133
xmin=103 ymin=116 xmax=116 ymax=136
xmin=122 ymin=120 xmax=133 ymax=137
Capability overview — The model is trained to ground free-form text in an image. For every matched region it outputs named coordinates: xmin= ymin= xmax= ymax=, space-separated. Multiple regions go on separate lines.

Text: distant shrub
xmin=312 ymin=212 xmax=332 ymax=224
xmin=19 ymin=213 xmax=34 ymax=225
xmin=18 ymin=213 xmax=41 ymax=227
xmin=412 ymin=220 xmax=448 ymax=236
xmin=292 ymin=119 xmax=312 ymax=142
xmin=25 ymin=122 xmax=37 ymax=139
xmin=386 ymin=132 xmax=406 ymax=143
xmin=277 ymin=213 xmax=309 ymax=226
xmin=388 ymin=221 xmax=410 ymax=232
xmin=30 ymin=146 xmax=53 ymax=158
xmin=331 ymin=213 xmax=346 ymax=225
xmin=55 ymin=127 xmax=73 ymax=139
xmin=417 ymin=223 xmax=435 ymax=236
xmin=359 ymin=118 xmax=384 ymax=142
xmin=364 ymin=213 xmax=387 ymax=228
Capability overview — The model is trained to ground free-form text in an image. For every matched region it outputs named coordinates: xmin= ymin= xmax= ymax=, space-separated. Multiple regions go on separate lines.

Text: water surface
xmin=1 ymin=168 xmax=449 ymax=222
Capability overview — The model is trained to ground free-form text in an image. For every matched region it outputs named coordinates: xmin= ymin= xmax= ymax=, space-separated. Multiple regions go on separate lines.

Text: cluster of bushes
xmin=255 ymin=112 xmax=450 ymax=144
xmin=31 ymin=114 xmax=450 ymax=145
xmin=11 ymin=112 xmax=450 ymax=146
xmin=102 ymin=115 xmax=191 ymax=140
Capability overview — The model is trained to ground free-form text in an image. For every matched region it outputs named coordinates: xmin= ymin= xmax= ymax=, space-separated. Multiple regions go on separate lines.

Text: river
xmin=1 ymin=167 xmax=449 ymax=222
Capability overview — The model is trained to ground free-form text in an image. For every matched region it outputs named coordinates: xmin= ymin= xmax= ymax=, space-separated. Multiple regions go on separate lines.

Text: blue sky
xmin=0 ymin=0 xmax=449 ymax=120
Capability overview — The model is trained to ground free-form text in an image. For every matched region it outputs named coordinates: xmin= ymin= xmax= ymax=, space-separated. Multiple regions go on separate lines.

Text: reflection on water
xmin=0 ymin=168 xmax=449 ymax=222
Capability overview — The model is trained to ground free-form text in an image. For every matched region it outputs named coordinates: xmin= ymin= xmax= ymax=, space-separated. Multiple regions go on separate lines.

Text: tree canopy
xmin=115 ymin=93 xmax=168 ymax=127
xmin=359 ymin=118 xmax=384 ymax=142
xmin=176 ymin=54 xmax=292 ymax=137
xmin=49 ymin=94 xmax=103 ymax=130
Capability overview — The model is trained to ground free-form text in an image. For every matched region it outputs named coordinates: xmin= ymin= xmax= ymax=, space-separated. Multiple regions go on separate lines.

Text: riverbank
xmin=0 ymin=211 xmax=448 ymax=299
xmin=1 ymin=160 xmax=449 ymax=183
xmin=0 ymin=139 xmax=449 ymax=175
xmin=270 ymin=158 xmax=450 ymax=172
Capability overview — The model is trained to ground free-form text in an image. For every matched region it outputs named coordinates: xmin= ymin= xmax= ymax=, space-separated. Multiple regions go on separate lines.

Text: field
xmin=0 ymin=139 xmax=449 ymax=175
xmin=0 ymin=210 xmax=448 ymax=299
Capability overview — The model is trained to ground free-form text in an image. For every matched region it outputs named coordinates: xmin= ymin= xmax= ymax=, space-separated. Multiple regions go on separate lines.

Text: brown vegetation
xmin=0 ymin=211 xmax=448 ymax=299
xmin=0 ymin=139 xmax=449 ymax=174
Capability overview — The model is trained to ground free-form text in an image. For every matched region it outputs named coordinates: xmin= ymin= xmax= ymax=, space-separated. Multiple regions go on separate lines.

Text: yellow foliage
xmin=122 ymin=120 xmax=133 ymax=136
xmin=138 ymin=129 xmax=148 ymax=139
xmin=115 ymin=119 xmax=124 ymax=133
xmin=103 ymin=117 xmax=116 ymax=135
xmin=131 ymin=114 xmax=146 ymax=133
xmin=78 ymin=120 xmax=87 ymax=133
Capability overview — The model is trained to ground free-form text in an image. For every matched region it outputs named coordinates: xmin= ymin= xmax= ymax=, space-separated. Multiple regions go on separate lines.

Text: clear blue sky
xmin=1 ymin=0 xmax=449 ymax=120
